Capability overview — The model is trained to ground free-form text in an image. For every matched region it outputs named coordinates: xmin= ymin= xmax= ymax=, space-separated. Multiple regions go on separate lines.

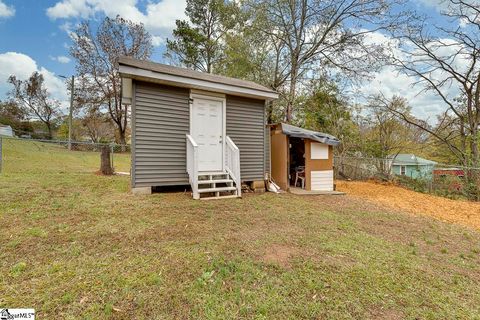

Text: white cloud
xmin=355 ymin=32 xmax=462 ymax=122
xmin=143 ymin=0 xmax=186 ymax=31
xmin=417 ymin=0 xmax=478 ymax=28
xmin=57 ymin=56 xmax=71 ymax=64
xmin=0 ymin=52 xmax=69 ymax=112
xmin=151 ymin=35 xmax=163 ymax=47
xmin=50 ymin=55 xmax=71 ymax=64
xmin=46 ymin=0 xmax=92 ymax=19
xmin=0 ymin=0 xmax=15 ymax=18
xmin=358 ymin=65 xmax=452 ymax=121
xmin=46 ymin=0 xmax=186 ymax=42
xmin=59 ymin=21 xmax=74 ymax=35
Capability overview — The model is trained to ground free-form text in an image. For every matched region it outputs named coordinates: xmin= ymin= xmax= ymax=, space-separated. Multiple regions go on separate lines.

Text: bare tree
xmin=366 ymin=95 xmax=426 ymax=162
xmin=8 ymin=72 xmax=60 ymax=139
xmin=389 ymin=0 xmax=480 ymax=166
xmin=250 ymin=0 xmax=407 ymax=122
xmin=81 ymin=110 xmax=115 ymax=143
xmin=70 ymin=15 xmax=153 ymax=147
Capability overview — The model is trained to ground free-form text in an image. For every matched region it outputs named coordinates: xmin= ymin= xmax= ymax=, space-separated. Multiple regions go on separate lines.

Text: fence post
xmin=110 ymin=143 xmax=114 ymax=171
xmin=0 ymin=136 xmax=2 ymax=173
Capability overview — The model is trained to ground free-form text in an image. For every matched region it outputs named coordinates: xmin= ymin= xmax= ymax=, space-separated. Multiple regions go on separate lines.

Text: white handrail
xmin=225 ymin=136 xmax=241 ymax=197
xmin=186 ymin=134 xmax=199 ymax=199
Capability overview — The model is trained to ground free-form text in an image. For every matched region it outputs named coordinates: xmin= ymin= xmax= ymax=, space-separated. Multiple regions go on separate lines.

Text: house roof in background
xmin=118 ymin=56 xmax=279 ymax=100
xmin=392 ymin=154 xmax=437 ymax=166
xmin=279 ymin=123 xmax=341 ymax=146
xmin=0 ymin=124 xmax=13 ymax=137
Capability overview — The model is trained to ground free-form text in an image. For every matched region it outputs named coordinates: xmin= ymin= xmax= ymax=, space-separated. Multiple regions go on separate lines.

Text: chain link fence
xmin=334 ymin=156 xmax=392 ymax=181
xmin=0 ymin=136 xmax=131 ymax=175
xmin=335 ymin=155 xmax=480 ymax=201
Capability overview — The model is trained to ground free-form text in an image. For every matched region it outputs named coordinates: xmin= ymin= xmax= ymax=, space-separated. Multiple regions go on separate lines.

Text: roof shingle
xmin=118 ymin=56 xmax=276 ymax=94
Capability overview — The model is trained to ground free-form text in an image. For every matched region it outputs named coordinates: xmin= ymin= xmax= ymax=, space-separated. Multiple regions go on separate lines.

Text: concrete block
xmin=249 ymin=180 xmax=266 ymax=193
xmin=131 ymin=187 xmax=152 ymax=195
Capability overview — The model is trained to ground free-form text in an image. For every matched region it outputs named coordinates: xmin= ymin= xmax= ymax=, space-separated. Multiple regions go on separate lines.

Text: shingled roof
xmin=118 ymin=56 xmax=278 ymax=100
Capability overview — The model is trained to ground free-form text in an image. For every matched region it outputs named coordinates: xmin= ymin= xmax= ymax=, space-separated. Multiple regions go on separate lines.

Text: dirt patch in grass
xmin=368 ymin=307 xmax=404 ymax=320
xmin=263 ymin=244 xmax=299 ymax=267
xmin=337 ymin=180 xmax=480 ymax=230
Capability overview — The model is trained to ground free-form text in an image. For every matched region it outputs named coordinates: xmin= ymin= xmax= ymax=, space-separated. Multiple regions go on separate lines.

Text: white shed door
xmin=311 ymin=170 xmax=334 ymax=191
xmin=191 ymin=97 xmax=224 ymax=172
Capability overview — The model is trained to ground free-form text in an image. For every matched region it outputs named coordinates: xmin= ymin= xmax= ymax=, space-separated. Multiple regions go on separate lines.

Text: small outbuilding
xmin=0 ymin=125 xmax=13 ymax=137
xmin=270 ymin=123 xmax=340 ymax=192
xmin=118 ymin=57 xmax=278 ymax=199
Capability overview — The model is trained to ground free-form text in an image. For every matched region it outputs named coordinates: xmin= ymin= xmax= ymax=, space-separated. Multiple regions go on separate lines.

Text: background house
xmin=433 ymin=168 xmax=465 ymax=178
xmin=0 ymin=125 xmax=13 ymax=137
xmin=391 ymin=154 xmax=437 ymax=179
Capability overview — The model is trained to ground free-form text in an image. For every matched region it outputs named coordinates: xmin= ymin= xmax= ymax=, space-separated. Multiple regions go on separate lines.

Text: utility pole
xmin=68 ymin=75 xmax=74 ymax=150
xmin=58 ymin=74 xmax=75 ymax=150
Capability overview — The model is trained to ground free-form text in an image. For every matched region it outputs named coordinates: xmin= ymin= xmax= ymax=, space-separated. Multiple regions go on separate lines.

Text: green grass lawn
xmin=1 ymin=139 xmax=480 ymax=319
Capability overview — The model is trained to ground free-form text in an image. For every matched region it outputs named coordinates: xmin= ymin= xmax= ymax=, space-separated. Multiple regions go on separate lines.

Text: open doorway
xmin=289 ymin=137 xmax=305 ymax=189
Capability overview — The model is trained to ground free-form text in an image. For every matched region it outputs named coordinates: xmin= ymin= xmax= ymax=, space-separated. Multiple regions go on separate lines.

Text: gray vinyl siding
xmin=226 ymin=95 xmax=266 ymax=181
xmin=132 ymin=83 xmax=268 ymax=188
xmin=264 ymin=125 xmax=270 ymax=174
xmin=133 ymin=81 xmax=190 ymax=187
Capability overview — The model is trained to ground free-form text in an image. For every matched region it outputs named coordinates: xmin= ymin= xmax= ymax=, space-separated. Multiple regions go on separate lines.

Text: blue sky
xmin=0 ymin=0 xmax=458 ymax=120
xmin=0 ymin=0 xmax=185 ymax=107
xmin=1 ymin=1 xmax=75 ymax=76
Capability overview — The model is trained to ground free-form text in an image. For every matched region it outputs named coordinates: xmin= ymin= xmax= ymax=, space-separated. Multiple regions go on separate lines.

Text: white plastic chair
xmin=294 ymin=166 xmax=305 ymax=189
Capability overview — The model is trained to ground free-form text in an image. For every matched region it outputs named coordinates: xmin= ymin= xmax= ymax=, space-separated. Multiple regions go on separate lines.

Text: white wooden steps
xmin=195 ymin=172 xmax=241 ymax=200
xmin=186 ymin=134 xmax=242 ymax=200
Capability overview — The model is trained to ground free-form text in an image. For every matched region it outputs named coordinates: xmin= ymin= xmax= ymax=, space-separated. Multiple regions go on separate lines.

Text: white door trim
xmin=189 ymin=91 xmax=227 ymax=172
xmin=190 ymin=89 xmax=226 ymax=98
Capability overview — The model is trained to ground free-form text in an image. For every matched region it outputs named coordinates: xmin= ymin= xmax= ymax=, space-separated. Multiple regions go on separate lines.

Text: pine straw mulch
xmin=336 ymin=180 xmax=480 ymax=230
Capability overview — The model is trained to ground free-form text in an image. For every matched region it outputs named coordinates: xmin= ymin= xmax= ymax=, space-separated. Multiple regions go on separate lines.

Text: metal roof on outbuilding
xmin=280 ymin=123 xmax=341 ymax=146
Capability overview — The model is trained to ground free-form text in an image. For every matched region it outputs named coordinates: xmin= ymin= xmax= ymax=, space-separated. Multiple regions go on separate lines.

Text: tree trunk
xmin=266 ymin=101 xmax=274 ymax=124
xmin=470 ymin=126 xmax=479 ymax=167
xmin=100 ymin=145 xmax=114 ymax=175
xmin=45 ymin=122 xmax=53 ymax=140
xmin=118 ymin=128 xmax=127 ymax=152
xmin=286 ymin=66 xmax=298 ymax=123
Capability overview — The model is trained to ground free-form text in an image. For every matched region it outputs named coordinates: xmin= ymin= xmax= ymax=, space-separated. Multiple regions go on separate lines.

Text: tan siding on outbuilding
xmin=270 ymin=128 xmax=289 ymax=190
xmin=133 ymin=81 xmax=190 ymax=187
xmin=305 ymin=140 xmax=333 ymax=191
xmin=226 ymin=95 xmax=266 ymax=181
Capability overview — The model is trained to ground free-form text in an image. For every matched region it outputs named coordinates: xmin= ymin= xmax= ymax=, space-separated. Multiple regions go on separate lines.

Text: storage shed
xmin=118 ymin=57 xmax=278 ymax=199
xmin=270 ymin=123 xmax=340 ymax=192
